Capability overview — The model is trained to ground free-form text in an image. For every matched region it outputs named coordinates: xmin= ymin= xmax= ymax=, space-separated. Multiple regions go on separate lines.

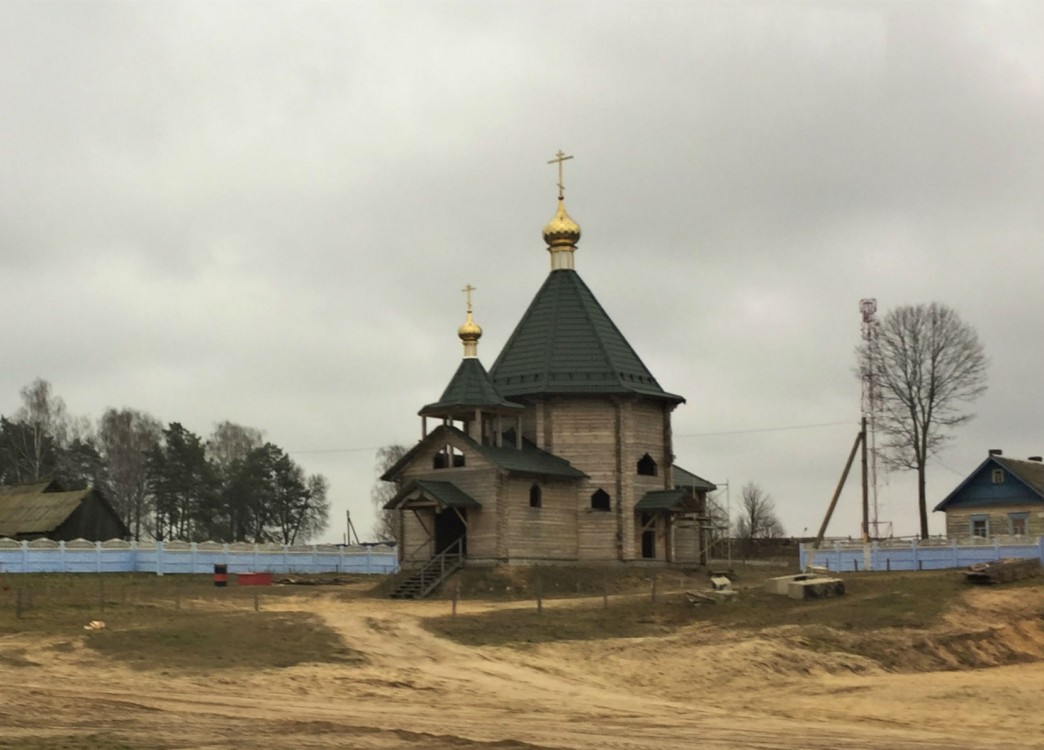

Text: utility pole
xmin=860 ymin=298 xmax=881 ymax=539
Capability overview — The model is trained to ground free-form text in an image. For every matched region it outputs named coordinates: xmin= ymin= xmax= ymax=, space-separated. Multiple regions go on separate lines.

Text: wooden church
xmin=383 ymin=155 xmax=715 ymax=570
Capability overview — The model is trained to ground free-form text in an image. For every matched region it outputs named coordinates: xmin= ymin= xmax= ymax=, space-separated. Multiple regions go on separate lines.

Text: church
xmin=382 ymin=154 xmax=715 ymax=570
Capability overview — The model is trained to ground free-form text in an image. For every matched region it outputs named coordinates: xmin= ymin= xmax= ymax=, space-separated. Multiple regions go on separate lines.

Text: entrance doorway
xmin=434 ymin=508 xmax=467 ymax=555
xmin=640 ymin=512 xmax=656 ymax=559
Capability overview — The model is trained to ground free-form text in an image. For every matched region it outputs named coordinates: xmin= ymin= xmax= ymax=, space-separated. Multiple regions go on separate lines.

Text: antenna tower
xmin=860 ymin=298 xmax=881 ymax=539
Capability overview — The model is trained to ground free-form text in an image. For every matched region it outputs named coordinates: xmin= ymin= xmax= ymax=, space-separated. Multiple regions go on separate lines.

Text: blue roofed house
xmin=381 ymin=174 xmax=716 ymax=575
xmin=934 ymin=450 xmax=1044 ymax=540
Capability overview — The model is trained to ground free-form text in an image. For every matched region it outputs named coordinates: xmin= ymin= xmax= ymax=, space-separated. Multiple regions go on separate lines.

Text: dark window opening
xmin=433 ymin=447 xmax=465 ymax=469
xmin=529 ymin=483 xmax=542 ymax=508
xmin=591 ymin=489 xmax=611 ymax=511
xmin=637 ymin=453 xmax=657 ymax=476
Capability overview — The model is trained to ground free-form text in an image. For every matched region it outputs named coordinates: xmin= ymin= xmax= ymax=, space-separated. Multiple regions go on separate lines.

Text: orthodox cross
xmin=462 ymin=284 xmax=476 ymax=313
xmin=547 ymin=150 xmax=574 ymax=199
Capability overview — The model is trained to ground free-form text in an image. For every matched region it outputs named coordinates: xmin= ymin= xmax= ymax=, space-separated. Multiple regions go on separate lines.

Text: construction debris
xmin=686 ymin=576 xmax=737 ymax=606
xmin=765 ymin=573 xmax=845 ymax=600
xmin=964 ymin=558 xmax=1041 ymax=585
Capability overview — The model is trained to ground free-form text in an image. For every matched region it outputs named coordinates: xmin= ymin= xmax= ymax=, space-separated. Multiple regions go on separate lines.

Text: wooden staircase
xmin=390 ymin=538 xmax=464 ymax=599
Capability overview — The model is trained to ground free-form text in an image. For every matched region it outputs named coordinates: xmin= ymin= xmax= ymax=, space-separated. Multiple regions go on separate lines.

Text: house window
xmin=591 ymin=489 xmax=611 ymax=511
xmin=970 ymin=514 xmax=989 ymax=538
xmin=991 ymin=469 xmax=1005 ymax=484
xmin=1009 ymin=513 xmax=1029 ymax=536
xmin=529 ymin=483 xmax=542 ymax=508
xmin=637 ymin=453 xmax=657 ymax=476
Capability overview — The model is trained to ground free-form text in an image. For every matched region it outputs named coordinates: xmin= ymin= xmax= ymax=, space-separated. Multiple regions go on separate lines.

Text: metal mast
xmin=859 ymin=298 xmax=881 ymax=539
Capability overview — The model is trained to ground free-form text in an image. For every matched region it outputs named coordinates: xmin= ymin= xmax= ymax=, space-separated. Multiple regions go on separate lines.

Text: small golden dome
xmin=542 ymin=198 xmax=581 ymax=248
xmin=458 ymin=312 xmax=482 ymax=343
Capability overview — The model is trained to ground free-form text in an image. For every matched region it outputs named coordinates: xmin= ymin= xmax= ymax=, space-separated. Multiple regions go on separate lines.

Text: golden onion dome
xmin=458 ymin=312 xmax=482 ymax=343
xmin=542 ymin=198 xmax=581 ymax=248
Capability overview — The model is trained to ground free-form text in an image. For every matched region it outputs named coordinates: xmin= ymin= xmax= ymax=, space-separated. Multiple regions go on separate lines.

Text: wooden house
xmin=934 ymin=450 xmax=1044 ymax=540
xmin=0 ymin=480 xmax=130 ymax=541
xmin=383 ymin=170 xmax=715 ymax=567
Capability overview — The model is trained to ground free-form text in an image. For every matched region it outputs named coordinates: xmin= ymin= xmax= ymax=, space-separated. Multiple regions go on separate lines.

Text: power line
xmin=675 ymin=420 xmax=854 ymax=439
xmin=289 ymin=419 xmax=856 ymax=455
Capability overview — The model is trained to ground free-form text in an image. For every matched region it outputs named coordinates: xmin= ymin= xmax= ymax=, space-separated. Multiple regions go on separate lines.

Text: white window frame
xmin=970 ymin=514 xmax=990 ymax=538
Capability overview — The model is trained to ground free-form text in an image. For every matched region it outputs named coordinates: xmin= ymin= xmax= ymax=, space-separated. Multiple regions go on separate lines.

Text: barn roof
xmin=0 ymin=488 xmax=92 ymax=537
xmin=0 ymin=479 xmax=63 ymax=496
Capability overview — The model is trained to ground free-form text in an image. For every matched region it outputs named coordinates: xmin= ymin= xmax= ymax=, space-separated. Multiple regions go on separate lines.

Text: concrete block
xmin=764 ymin=573 xmax=814 ymax=596
xmin=786 ymin=577 xmax=845 ymax=600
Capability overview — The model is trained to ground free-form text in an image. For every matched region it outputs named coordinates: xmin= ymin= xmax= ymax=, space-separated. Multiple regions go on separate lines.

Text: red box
xmin=236 ymin=572 xmax=273 ymax=586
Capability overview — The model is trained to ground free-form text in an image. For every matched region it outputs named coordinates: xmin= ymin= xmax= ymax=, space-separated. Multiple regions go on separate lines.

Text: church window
xmin=433 ymin=446 xmax=465 ymax=470
xmin=637 ymin=453 xmax=657 ymax=476
xmin=591 ymin=489 xmax=611 ymax=511
xmin=529 ymin=483 xmax=542 ymax=508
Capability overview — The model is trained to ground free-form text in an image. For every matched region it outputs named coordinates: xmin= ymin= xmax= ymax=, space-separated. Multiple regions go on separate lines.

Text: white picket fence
xmin=0 ymin=538 xmax=398 ymax=576
xmin=800 ymin=536 xmax=1044 ymax=572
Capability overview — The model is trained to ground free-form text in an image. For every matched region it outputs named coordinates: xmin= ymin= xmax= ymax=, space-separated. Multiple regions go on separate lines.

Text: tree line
xmin=0 ymin=378 xmax=329 ymax=544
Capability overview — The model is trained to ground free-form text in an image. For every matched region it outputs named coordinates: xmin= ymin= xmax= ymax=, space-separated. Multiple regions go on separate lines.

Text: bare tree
xmin=733 ymin=482 xmax=784 ymax=541
xmin=206 ymin=421 xmax=264 ymax=474
xmin=858 ymin=302 xmax=987 ymax=538
xmin=97 ymin=408 xmax=162 ymax=540
xmin=371 ymin=444 xmax=409 ymax=541
xmin=10 ymin=378 xmax=71 ymax=481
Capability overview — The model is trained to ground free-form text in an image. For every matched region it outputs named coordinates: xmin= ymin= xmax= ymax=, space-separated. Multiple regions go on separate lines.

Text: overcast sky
xmin=2 ymin=1 xmax=1042 ymax=544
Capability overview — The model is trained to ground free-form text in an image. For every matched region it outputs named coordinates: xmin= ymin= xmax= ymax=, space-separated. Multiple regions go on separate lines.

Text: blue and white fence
xmin=800 ymin=537 xmax=1044 ymax=572
xmin=0 ymin=538 xmax=398 ymax=576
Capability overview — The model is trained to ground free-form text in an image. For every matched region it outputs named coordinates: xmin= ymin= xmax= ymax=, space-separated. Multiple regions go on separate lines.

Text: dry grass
xmin=0 ymin=573 xmax=368 ymax=672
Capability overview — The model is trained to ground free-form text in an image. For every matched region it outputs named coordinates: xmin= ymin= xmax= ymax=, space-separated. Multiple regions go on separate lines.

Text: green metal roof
xmin=673 ymin=465 xmax=717 ymax=492
xmin=489 ymin=269 xmax=684 ymax=402
xmin=635 ymin=489 xmax=696 ymax=511
xmin=420 ymin=358 xmax=524 ymax=417
xmin=385 ymin=479 xmax=482 ymax=510
xmin=381 ymin=425 xmax=587 ymax=482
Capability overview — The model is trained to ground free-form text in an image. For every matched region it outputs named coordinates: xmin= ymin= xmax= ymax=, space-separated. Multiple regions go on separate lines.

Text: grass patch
xmin=425 ymin=570 xmax=978 ymax=647
xmin=86 ymin=610 xmax=362 ymax=671
xmin=0 ymin=573 xmax=364 ymax=672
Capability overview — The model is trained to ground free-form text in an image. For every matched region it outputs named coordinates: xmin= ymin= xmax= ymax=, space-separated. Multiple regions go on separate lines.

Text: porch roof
xmin=384 ymin=479 xmax=482 ymax=510
xmin=635 ymin=488 xmax=694 ymax=512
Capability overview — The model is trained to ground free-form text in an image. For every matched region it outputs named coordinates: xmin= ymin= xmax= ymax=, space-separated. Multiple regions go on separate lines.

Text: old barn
xmin=0 ymin=480 xmax=129 ymax=542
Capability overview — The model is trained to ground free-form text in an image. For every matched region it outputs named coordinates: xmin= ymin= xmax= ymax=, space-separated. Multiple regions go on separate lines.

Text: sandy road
xmin=1 ymin=589 xmax=1043 ymax=749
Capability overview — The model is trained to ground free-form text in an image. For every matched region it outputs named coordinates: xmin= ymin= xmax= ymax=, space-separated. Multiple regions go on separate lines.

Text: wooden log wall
xmin=503 ymin=477 xmax=580 ymax=560
xmin=944 ymin=504 xmax=1044 ymax=539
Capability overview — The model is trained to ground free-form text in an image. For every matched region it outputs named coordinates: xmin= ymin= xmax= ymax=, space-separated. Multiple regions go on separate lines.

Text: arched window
xmin=529 ymin=483 xmax=542 ymax=508
xmin=637 ymin=453 xmax=657 ymax=476
xmin=591 ymin=489 xmax=611 ymax=511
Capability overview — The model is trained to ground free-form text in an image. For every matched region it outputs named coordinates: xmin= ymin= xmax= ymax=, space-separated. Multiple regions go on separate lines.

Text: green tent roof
xmin=420 ymin=358 xmax=524 ymax=417
xmin=489 ymin=269 xmax=683 ymax=402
